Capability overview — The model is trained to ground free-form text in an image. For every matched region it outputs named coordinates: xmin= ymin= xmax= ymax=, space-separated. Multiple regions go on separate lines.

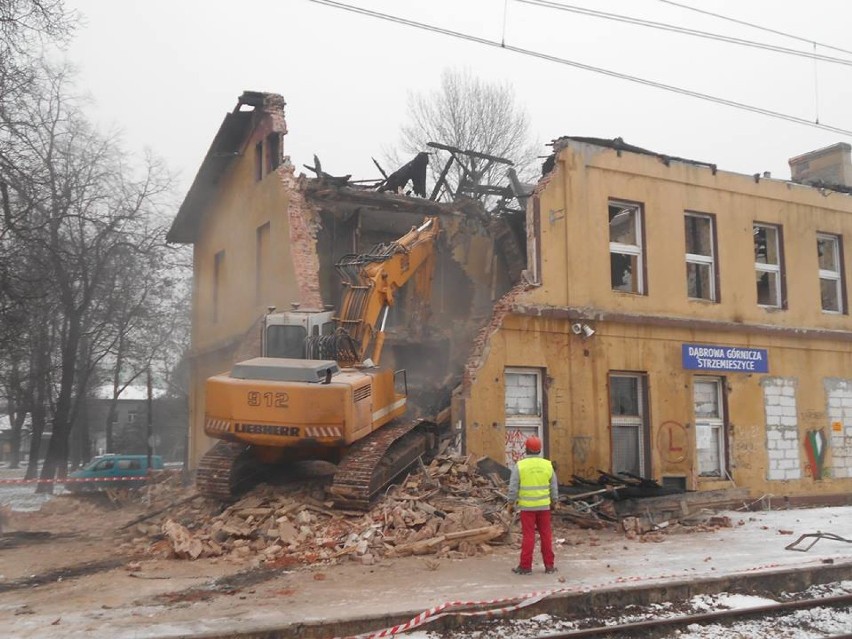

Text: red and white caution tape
xmin=0 ymin=475 xmax=154 ymax=485
xmin=332 ymin=560 xmax=819 ymax=639
xmin=334 ymin=587 xmax=562 ymax=639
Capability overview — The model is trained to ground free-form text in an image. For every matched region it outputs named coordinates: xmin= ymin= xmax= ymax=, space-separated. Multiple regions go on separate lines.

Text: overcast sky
xmin=64 ymin=0 xmax=852 ymax=198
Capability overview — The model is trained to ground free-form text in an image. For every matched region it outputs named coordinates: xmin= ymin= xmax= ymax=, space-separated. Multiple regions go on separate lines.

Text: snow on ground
xmin=0 ymin=464 xmax=64 ymax=512
xmin=400 ymin=581 xmax=852 ymax=638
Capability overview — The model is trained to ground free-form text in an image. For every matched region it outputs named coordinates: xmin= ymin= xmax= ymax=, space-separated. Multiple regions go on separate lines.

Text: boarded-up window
xmin=504 ymin=368 xmax=543 ymax=468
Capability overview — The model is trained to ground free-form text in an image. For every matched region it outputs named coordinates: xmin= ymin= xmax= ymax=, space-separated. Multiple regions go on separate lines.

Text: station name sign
xmin=681 ymin=343 xmax=768 ymax=373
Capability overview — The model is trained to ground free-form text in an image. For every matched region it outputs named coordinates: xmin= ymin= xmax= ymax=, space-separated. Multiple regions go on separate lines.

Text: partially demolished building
xmin=170 ymin=91 xmax=852 ymax=501
xmin=167 ymin=91 xmax=523 ymax=469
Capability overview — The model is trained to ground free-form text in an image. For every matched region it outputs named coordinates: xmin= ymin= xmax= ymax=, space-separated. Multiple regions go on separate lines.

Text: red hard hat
xmin=525 ymin=436 xmax=542 ymax=454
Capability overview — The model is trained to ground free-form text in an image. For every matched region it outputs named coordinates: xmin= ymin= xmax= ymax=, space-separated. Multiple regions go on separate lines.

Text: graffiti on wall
xmin=656 ymin=420 xmax=688 ymax=464
xmin=505 ymin=428 xmax=529 ymax=467
xmin=803 ymin=429 xmax=829 ymax=480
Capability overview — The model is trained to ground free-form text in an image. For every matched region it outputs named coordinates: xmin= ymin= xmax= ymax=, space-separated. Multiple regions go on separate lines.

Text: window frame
xmin=693 ymin=376 xmax=728 ymax=478
xmin=753 ymin=222 xmax=786 ymax=309
xmin=817 ymin=232 xmax=845 ymax=314
xmin=608 ymin=371 xmax=651 ymax=477
xmin=608 ymin=199 xmax=646 ymax=295
xmin=684 ymin=211 xmax=719 ymax=302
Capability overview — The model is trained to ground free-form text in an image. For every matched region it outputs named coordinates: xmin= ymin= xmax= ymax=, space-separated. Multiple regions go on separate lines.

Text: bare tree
xmin=392 ymin=68 xmax=539 ymax=204
xmin=0 ymin=61 xmax=173 ymax=489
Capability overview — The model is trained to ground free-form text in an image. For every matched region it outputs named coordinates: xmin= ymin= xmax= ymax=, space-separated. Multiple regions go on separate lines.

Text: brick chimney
xmin=789 ymin=142 xmax=852 ymax=188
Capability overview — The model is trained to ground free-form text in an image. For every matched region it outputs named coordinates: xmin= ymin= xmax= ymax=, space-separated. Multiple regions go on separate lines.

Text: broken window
xmin=693 ymin=377 xmax=726 ymax=477
xmin=254 ymin=141 xmax=263 ymax=181
xmin=255 ymin=222 xmax=270 ymax=306
xmin=753 ymin=223 xmax=784 ymax=308
xmin=685 ymin=213 xmax=717 ymax=301
xmin=266 ymin=133 xmax=281 ymax=173
xmin=609 ymin=373 xmax=648 ymax=477
xmin=608 ymin=201 xmax=644 ymax=294
xmin=817 ymin=233 xmax=844 ymax=313
xmin=213 ymin=250 xmax=225 ymax=323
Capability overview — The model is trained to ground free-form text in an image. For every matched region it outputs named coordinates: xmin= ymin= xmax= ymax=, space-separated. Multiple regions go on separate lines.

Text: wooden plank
xmin=614 ymin=488 xmax=750 ymax=517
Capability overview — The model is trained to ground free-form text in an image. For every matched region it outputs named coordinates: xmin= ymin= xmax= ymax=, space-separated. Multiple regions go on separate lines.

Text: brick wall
xmin=825 ymin=378 xmax=852 ymax=479
xmin=279 ymin=164 xmax=323 ymax=309
xmin=762 ymin=377 xmax=801 ymax=481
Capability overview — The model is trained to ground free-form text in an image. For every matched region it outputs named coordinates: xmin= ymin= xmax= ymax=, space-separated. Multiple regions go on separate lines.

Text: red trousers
xmin=519 ymin=509 xmax=555 ymax=570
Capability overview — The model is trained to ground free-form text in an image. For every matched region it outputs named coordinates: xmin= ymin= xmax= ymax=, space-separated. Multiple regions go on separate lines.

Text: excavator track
xmin=196 ymin=441 xmax=259 ymax=501
xmin=329 ymin=420 xmax=429 ymax=510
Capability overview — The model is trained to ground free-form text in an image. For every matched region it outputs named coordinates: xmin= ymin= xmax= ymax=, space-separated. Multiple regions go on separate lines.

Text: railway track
xmin=531 ymin=591 xmax=852 ymax=639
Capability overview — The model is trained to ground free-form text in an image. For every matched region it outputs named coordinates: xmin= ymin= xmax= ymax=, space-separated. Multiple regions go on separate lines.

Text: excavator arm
xmin=334 ymin=217 xmax=439 ymax=367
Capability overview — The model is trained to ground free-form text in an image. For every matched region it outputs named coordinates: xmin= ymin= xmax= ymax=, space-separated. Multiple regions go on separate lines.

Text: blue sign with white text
xmin=681 ymin=343 xmax=768 ymax=373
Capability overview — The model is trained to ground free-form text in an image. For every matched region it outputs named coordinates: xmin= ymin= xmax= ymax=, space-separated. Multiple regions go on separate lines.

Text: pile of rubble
xmin=121 ymin=453 xmax=511 ymax=567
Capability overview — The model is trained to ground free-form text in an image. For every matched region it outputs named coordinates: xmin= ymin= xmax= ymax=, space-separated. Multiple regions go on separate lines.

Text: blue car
xmin=65 ymin=454 xmax=164 ymax=491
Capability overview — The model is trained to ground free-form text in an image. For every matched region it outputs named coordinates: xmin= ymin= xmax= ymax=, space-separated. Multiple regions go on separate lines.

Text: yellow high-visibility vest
xmin=517 ymin=457 xmax=553 ymax=510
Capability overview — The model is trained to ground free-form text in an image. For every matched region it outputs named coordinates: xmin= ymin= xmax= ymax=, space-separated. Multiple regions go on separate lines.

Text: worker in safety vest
xmin=506 ymin=435 xmax=558 ymax=575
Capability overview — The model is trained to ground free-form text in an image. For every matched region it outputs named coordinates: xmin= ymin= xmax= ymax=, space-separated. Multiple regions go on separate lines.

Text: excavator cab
xmin=263 ymin=308 xmax=335 ymax=359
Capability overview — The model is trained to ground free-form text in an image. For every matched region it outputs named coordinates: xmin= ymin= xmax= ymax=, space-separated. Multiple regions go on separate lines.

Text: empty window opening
xmin=254 ymin=141 xmax=263 ymax=181
xmin=817 ymin=233 xmax=845 ymax=314
xmin=255 ymin=222 xmax=270 ymax=306
xmin=608 ymin=201 xmax=644 ymax=294
xmin=693 ymin=377 xmax=727 ymax=478
xmin=609 ymin=373 xmax=649 ymax=477
xmin=754 ymin=223 xmax=784 ymax=308
xmin=266 ymin=133 xmax=282 ymax=173
xmin=213 ymin=250 xmax=225 ymax=323
xmin=685 ymin=213 xmax=717 ymax=301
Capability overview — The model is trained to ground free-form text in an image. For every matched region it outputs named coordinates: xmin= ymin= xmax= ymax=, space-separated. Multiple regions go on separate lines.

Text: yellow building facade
xmin=459 ymin=138 xmax=852 ymax=498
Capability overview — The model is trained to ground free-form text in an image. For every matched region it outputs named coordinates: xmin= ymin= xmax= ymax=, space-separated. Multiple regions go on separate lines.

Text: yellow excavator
xmin=197 ymin=217 xmax=444 ymax=508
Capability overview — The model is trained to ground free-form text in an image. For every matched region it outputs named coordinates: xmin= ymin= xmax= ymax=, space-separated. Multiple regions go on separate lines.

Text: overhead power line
xmin=518 ymin=0 xmax=852 ymax=68
xmin=657 ymin=0 xmax=852 ymax=57
xmin=305 ymin=0 xmax=852 ymax=137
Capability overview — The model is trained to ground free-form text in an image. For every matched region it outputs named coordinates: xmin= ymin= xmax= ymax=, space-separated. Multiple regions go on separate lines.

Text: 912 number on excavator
xmin=247 ymin=391 xmax=290 ymax=408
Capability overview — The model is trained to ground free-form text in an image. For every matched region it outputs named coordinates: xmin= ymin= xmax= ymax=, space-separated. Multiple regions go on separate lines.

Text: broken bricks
xmin=141 ymin=452 xmax=514 ymax=565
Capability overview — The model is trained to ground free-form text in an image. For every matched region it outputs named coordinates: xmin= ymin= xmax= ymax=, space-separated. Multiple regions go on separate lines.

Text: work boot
xmin=545 ymin=566 xmax=558 ymax=574
xmin=512 ymin=566 xmax=532 ymax=575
